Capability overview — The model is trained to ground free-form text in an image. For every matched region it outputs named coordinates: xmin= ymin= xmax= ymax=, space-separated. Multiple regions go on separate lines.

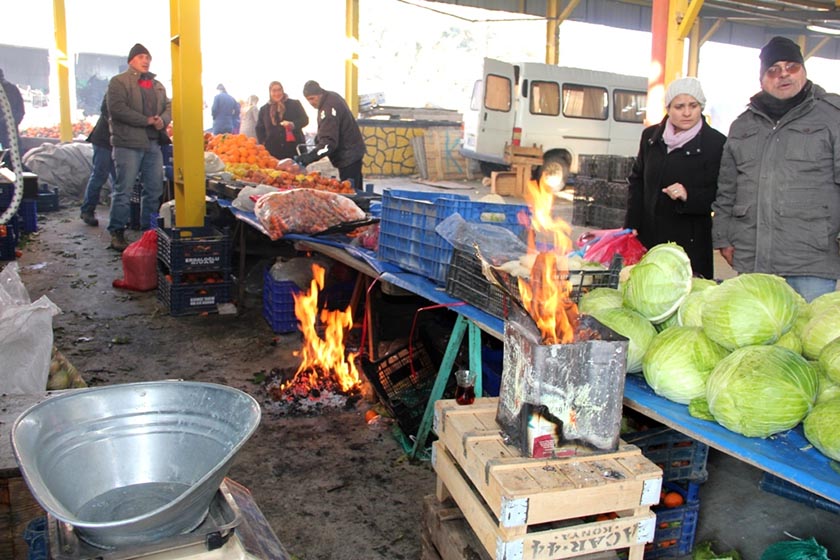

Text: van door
xmin=473 ymin=58 xmax=515 ymax=164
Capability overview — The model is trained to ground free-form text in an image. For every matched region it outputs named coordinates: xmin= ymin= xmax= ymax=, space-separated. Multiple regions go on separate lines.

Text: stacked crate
xmin=425 ymin=398 xmax=663 ymax=560
xmin=573 ymin=155 xmax=635 ymax=229
xmin=156 ymin=222 xmax=232 ymax=316
xmin=623 ymin=426 xmax=709 ymax=557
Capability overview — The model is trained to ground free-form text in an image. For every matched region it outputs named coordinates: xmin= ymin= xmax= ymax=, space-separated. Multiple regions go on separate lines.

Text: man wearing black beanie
xmin=713 ymin=36 xmax=840 ymax=302
xmin=105 ymin=43 xmax=171 ymax=251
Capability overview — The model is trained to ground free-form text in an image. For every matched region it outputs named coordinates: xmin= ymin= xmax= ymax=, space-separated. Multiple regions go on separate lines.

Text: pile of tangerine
xmin=204 ymin=133 xmax=279 ymax=169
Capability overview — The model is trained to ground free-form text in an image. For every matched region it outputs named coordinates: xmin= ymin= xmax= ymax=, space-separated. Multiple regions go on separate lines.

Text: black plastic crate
xmin=0 ymin=215 xmax=20 ymax=261
xmin=588 ymin=204 xmax=627 ymax=229
xmin=37 ymin=185 xmax=60 ymax=211
xmin=156 ymin=223 xmax=231 ymax=276
xmin=608 ymin=156 xmax=636 ymax=182
xmin=576 ymin=154 xmax=611 ymax=179
xmin=759 ymin=472 xmax=840 ymax=515
xmin=445 ymin=248 xmax=513 ymax=320
xmin=156 ymin=266 xmax=232 ymax=316
xmin=360 ymin=341 xmax=437 ymax=439
xmin=624 ymin=426 xmax=709 ymax=482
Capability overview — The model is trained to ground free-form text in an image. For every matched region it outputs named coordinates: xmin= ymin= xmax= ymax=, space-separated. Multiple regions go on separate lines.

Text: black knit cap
xmin=303 ymin=80 xmax=325 ymax=97
xmin=760 ymin=36 xmax=804 ymax=76
xmin=128 ymin=43 xmax=151 ymax=63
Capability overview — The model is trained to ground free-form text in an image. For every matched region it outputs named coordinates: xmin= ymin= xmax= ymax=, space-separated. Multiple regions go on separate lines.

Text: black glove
xmin=295 ymin=151 xmax=316 ymax=167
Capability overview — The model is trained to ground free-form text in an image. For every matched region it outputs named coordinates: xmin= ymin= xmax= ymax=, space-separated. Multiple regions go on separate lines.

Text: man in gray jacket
xmin=106 ymin=43 xmax=171 ymax=251
xmin=712 ymin=36 xmax=840 ymax=301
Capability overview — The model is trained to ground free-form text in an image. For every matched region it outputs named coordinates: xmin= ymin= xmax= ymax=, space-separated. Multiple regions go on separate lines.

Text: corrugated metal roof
xmin=427 ymin=0 xmax=840 ymax=59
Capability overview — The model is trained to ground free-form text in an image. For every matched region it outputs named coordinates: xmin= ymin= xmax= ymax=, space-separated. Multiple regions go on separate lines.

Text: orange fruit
xmin=662 ymin=491 xmax=684 ymax=508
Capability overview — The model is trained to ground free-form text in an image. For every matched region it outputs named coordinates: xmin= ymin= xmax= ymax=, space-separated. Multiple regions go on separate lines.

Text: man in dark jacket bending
xmin=296 ymin=80 xmax=366 ymax=190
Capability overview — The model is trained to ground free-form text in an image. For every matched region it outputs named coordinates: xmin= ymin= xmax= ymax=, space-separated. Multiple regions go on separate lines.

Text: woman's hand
xmin=280 ymin=121 xmax=293 ymax=129
xmin=719 ymin=246 xmax=735 ymax=267
xmin=662 ymin=182 xmax=687 ymax=201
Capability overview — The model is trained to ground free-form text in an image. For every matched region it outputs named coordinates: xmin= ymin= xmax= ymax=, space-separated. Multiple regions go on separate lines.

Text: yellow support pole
xmin=687 ymin=22 xmax=700 ymax=77
xmin=170 ymin=0 xmax=205 ymax=228
xmin=664 ymin=0 xmax=687 ymax=86
xmin=52 ymin=0 xmax=72 ymax=142
xmin=546 ymin=0 xmax=559 ymax=65
xmin=345 ymin=0 xmax=359 ymax=115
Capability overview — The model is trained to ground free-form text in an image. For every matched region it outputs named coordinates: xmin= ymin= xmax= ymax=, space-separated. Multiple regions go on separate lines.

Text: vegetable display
xmin=589 ymin=307 xmax=657 ymax=373
xmin=622 ymin=243 xmax=692 ymax=323
xmin=803 ymin=398 xmax=840 ymax=462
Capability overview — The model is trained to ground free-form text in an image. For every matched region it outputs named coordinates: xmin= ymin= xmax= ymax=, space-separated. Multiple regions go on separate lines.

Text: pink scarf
xmin=662 ymin=119 xmax=702 ymax=153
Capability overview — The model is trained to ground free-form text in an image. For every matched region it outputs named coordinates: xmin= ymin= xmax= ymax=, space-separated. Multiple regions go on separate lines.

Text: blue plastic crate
xmin=18 ymin=199 xmax=37 ymax=232
xmin=262 ymin=268 xmax=301 ymax=334
xmin=624 ymin=426 xmax=709 ymax=482
xmin=37 ymin=185 xmax=59 ymax=211
xmin=0 ymin=215 xmax=20 ymax=261
xmin=481 ymin=346 xmax=503 ymax=397
xmin=157 ymin=267 xmax=232 ymax=316
xmin=0 ymin=181 xmax=14 ymax=208
xmin=759 ymin=472 xmax=840 ymax=515
xmin=377 ymin=189 xmax=529 ymax=285
xmin=644 ymin=481 xmax=700 ymax=558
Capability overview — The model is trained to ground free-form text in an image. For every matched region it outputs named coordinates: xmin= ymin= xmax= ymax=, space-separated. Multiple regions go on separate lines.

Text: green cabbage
xmin=701 ymin=274 xmax=799 ymax=350
xmin=814 ymin=361 xmax=840 ymax=405
xmin=578 ymin=287 xmax=623 ymax=315
xmin=622 ymin=243 xmax=693 ymax=323
xmin=691 ymin=278 xmax=718 ymax=292
xmin=802 ymin=304 xmax=840 ymax=359
xmin=655 ymin=312 xmax=680 ymax=332
xmin=590 ymin=307 xmax=657 ymax=374
xmin=642 ymin=326 xmax=730 ymax=404
xmin=678 ymin=288 xmax=714 ymax=327
xmin=818 ymin=336 xmax=840 ymax=384
xmin=774 ymin=330 xmax=802 ymax=355
xmin=809 ymin=291 xmax=840 ymax=317
xmin=803 ymin=398 xmax=840 ymax=461
xmin=706 ymin=345 xmax=817 ymax=438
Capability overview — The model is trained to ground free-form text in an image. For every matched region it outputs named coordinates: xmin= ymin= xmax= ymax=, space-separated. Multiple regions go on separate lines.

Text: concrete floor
xmin=373 ymin=176 xmax=840 ymax=559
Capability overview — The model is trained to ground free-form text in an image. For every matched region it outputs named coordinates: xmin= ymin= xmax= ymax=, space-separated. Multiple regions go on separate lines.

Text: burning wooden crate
xmin=431 ymin=398 xmax=662 ymax=560
xmin=496 ymin=305 xmax=629 ymax=456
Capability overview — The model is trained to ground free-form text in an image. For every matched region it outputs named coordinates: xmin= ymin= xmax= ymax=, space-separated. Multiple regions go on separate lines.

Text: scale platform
xmin=44 ymin=479 xmax=290 ymax=560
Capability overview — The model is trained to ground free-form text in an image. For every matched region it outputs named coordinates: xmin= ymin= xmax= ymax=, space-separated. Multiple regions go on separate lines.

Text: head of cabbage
xmin=802 ymin=304 xmax=840 ymax=360
xmin=706 ymin=345 xmax=818 ymax=438
xmin=578 ymin=287 xmax=623 ymax=315
xmin=803 ymin=397 xmax=840 ymax=461
xmin=701 ymin=273 xmax=799 ymax=350
xmin=642 ymin=326 xmax=730 ymax=404
xmin=622 ymin=243 xmax=692 ymax=324
xmin=589 ymin=307 xmax=656 ymax=374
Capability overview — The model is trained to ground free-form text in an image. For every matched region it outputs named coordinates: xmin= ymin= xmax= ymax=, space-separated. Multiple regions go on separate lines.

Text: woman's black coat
xmin=624 ymin=116 xmax=726 ymax=279
xmin=255 ymin=98 xmax=309 ymax=160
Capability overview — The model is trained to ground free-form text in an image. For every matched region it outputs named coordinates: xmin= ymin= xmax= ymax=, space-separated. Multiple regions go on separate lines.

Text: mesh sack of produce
xmin=254 ymin=188 xmax=365 ymax=240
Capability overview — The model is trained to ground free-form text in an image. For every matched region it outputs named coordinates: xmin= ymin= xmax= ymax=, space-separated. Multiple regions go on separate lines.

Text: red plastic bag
xmin=113 ymin=230 xmax=158 ymax=291
xmin=582 ymin=228 xmax=647 ymax=266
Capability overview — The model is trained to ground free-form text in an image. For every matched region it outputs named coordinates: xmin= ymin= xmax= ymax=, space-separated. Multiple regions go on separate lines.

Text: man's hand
xmin=295 ymin=151 xmax=315 ymax=167
xmin=719 ymin=246 xmax=735 ymax=267
xmin=147 ymin=116 xmax=164 ymax=130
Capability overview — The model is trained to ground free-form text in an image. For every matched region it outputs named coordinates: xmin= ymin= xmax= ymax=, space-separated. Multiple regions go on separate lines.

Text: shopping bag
xmin=582 ymin=228 xmax=647 ymax=266
xmin=113 ymin=229 xmax=158 ymax=291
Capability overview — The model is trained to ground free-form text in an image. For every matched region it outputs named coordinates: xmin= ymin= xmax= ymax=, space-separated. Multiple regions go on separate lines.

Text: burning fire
xmin=280 ymin=264 xmax=360 ymax=393
xmin=517 ymin=175 xmax=579 ymax=344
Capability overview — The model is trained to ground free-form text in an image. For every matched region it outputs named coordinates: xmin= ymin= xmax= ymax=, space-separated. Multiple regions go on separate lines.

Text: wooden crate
xmin=491 ymin=171 xmax=519 ymax=196
xmin=431 ymin=398 xmax=662 ymax=560
xmin=0 ymin=477 xmax=44 ymax=560
xmin=504 ymin=144 xmax=544 ymax=166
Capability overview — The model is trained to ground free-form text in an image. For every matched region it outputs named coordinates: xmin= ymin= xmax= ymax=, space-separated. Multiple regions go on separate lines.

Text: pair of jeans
xmin=80 ymin=143 xmax=116 ymax=215
xmin=783 ymin=275 xmax=838 ymax=303
xmin=110 ymin=141 xmax=163 ymax=232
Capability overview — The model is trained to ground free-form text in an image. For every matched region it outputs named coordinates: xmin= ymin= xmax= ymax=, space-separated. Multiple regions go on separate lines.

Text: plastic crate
xmin=0 ymin=181 xmax=14 ymax=208
xmin=377 ymin=189 xmax=529 ymax=285
xmin=576 ymin=154 xmax=611 ymax=179
xmin=0 ymin=215 xmax=20 ymax=261
xmin=262 ymin=268 xmax=301 ymax=334
xmin=759 ymin=472 xmax=840 ymax=515
xmin=445 ymin=248 xmax=514 ymax=320
xmin=18 ymin=199 xmax=37 ymax=233
xmin=156 ymin=267 xmax=232 ymax=316
xmin=156 ymin=223 xmax=231 ymax=277
xmin=588 ymin=204 xmax=627 ymax=229
xmin=624 ymin=426 xmax=709 ymax=482
xmin=645 ymin=481 xmax=701 ymax=558
xmin=608 ymin=156 xmax=636 ymax=182
xmin=360 ymin=341 xmax=437 ymax=439
xmin=37 ymin=185 xmax=59 ymax=211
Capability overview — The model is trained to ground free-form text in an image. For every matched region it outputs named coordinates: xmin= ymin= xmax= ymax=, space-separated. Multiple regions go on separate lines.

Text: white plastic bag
xmin=0 ymin=263 xmax=61 ymax=394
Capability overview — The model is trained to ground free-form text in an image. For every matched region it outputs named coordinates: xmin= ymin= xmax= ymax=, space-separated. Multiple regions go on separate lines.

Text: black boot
xmin=109 ymin=230 xmax=129 ymax=251
xmin=80 ymin=210 xmax=99 ymax=226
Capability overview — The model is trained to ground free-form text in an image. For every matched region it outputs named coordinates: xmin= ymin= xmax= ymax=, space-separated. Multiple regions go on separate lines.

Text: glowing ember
xmin=517 ymin=175 xmax=578 ymax=344
xmin=279 ymin=264 xmax=361 ymax=393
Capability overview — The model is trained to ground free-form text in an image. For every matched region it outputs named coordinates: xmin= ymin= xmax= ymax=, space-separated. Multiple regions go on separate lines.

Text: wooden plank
xmin=434 ymin=442 xmax=656 ymax=560
xmin=422 ymin=495 xmax=491 ymax=560
xmin=0 ymin=478 xmax=44 ymax=560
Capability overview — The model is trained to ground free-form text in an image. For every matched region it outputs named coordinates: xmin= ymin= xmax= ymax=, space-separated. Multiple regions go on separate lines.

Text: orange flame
xmin=284 ymin=264 xmax=360 ymax=392
xmin=517 ymin=176 xmax=578 ymax=344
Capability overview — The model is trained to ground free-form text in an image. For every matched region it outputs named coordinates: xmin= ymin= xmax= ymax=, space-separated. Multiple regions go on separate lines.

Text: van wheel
xmin=539 ymin=156 xmax=569 ymax=193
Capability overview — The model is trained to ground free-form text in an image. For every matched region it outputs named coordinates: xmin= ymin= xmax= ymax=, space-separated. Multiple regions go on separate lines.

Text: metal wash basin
xmin=11 ymin=381 xmax=261 ymax=549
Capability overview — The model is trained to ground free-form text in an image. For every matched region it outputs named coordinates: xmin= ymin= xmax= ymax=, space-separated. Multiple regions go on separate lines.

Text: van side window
xmin=530 ymin=81 xmax=559 ymax=116
xmin=614 ymin=89 xmax=647 ymax=123
xmin=469 ymin=80 xmax=483 ymax=111
xmin=484 ymin=74 xmax=512 ymax=112
xmin=562 ymin=84 xmax=608 ymax=120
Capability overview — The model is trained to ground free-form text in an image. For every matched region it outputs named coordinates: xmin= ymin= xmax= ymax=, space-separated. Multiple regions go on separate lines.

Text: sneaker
xmin=80 ymin=210 xmax=99 ymax=226
xmin=109 ymin=230 xmax=129 ymax=252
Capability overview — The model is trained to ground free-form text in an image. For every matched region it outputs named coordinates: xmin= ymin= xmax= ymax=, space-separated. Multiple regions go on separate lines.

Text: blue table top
xmin=217 ymin=196 xmax=840 ymax=505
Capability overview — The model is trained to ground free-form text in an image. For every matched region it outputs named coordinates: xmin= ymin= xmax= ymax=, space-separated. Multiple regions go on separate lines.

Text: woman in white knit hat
xmin=624 ymin=77 xmax=727 ymax=279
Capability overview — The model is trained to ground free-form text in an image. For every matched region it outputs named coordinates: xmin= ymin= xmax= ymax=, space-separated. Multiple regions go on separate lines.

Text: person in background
xmin=211 ymin=83 xmax=239 ymax=134
xmin=256 ymin=81 xmax=308 ymax=161
xmin=0 ymin=68 xmax=25 ymax=166
xmin=713 ymin=36 xmax=840 ymax=301
xmin=239 ymin=94 xmax=259 ymax=139
xmin=106 ymin=43 xmax=170 ymax=251
xmin=80 ymin=95 xmax=116 ymax=227
xmin=625 ymin=77 xmax=726 ymax=279
xmin=296 ymin=80 xmax=366 ymax=190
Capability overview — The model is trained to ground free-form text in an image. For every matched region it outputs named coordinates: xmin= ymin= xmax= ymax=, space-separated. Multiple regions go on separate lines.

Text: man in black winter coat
xmin=296 ymin=80 xmax=366 ymax=190
xmin=80 ymin=96 xmax=117 ymax=226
